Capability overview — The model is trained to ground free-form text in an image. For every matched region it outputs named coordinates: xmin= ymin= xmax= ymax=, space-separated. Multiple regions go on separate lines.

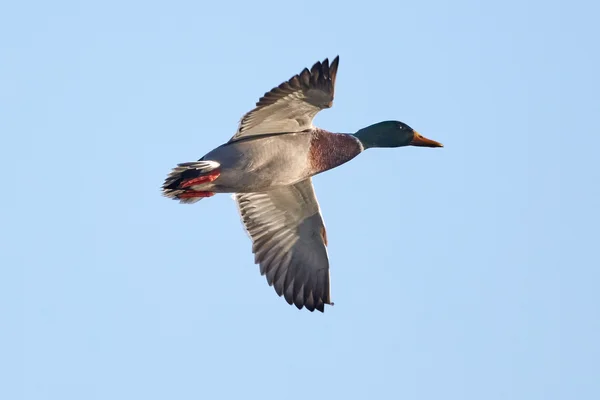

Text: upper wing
xmin=235 ymin=179 xmax=332 ymax=312
xmin=229 ymin=56 xmax=339 ymax=142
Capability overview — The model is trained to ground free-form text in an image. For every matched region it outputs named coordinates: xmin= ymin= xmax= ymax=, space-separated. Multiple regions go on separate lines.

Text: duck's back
xmin=203 ymin=131 xmax=314 ymax=193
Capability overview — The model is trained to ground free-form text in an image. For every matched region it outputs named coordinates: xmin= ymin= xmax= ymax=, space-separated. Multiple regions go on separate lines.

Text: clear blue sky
xmin=2 ymin=0 xmax=599 ymax=399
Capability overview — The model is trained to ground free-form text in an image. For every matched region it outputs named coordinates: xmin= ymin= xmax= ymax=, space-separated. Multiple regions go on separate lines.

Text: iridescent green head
xmin=354 ymin=121 xmax=443 ymax=150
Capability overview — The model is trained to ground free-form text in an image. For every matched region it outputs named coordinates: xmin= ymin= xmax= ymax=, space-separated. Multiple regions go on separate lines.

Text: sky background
xmin=2 ymin=0 xmax=599 ymax=399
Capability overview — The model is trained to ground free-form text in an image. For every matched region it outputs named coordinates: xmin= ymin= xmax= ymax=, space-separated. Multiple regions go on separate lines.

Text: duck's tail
xmin=161 ymin=160 xmax=221 ymax=204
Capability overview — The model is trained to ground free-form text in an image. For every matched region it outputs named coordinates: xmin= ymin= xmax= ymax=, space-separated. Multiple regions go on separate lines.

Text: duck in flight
xmin=162 ymin=56 xmax=443 ymax=312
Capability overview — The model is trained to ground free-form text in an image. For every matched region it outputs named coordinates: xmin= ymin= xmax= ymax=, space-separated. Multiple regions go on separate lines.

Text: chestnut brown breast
xmin=308 ymin=129 xmax=363 ymax=175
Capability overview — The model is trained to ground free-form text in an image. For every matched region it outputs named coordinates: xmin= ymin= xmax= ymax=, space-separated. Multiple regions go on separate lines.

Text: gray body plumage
xmin=193 ymin=132 xmax=315 ymax=193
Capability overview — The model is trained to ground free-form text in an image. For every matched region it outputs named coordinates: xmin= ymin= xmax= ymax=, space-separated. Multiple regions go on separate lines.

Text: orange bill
xmin=410 ymin=131 xmax=443 ymax=147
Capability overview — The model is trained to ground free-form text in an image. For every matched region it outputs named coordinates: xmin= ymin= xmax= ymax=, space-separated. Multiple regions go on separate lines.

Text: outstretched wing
xmin=229 ymin=56 xmax=339 ymax=142
xmin=235 ymin=179 xmax=332 ymax=312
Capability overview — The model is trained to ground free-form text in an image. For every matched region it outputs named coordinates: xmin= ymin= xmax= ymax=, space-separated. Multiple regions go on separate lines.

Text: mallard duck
xmin=162 ymin=56 xmax=442 ymax=312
